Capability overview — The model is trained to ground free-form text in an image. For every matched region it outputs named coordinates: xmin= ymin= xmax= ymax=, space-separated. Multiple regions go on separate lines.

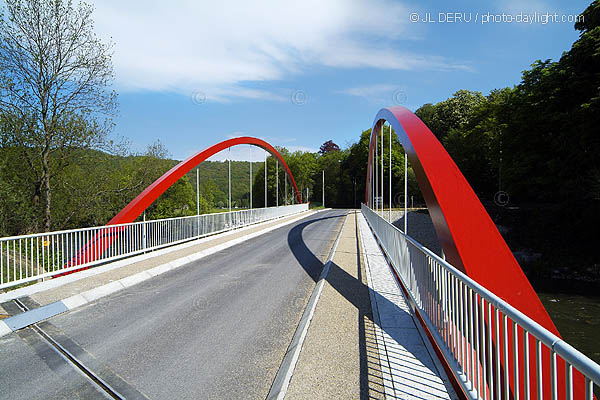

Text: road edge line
xmin=266 ymin=211 xmax=348 ymax=400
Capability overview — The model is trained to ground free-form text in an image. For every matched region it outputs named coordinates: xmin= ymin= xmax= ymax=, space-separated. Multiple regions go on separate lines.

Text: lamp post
xmin=353 ymin=177 xmax=357 ymax=209
xmin=249 ymin=146 xmax=252 ymax=210
xmin=228 ymin=147 xmax=231 ymax=213
xmin=404 ymin=152 xmax=408 ymax=234
xmin=322 ymin=170 xmax=325 ymax=208
xmin=389 ymin=124 xmax=392 ymax=222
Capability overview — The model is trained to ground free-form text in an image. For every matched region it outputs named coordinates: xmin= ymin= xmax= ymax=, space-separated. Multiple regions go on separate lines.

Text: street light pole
xmin=404 ymin=152 xmax=408 ymax=234
xmin=322 ymin=170 xmax=325 ymax=208
xmin=285 ymin=173 xmax=287 ymax=205
xmin=375 ymin=130 xmax=378 ymax=210
xmin=196 ymin=168 xmax=200 ymax=216
xmin=389 ymin=124 xmax=392 ymax=222
xmin=264 ymin=152 xmax=267 ymax=208
xmin=249 ymin=146 xmax=252 ymax=210
xmin=276 ymin=161 xmax=279 ymax=207
xmin=353 ymin=178 xmax=356 ymax=209
xmin=196 ymin=168 xmax=200 ymax=236
xmin=381 ymin=123 xmax=383 ymax=214
xmin=228 ymin=147 xmax=231 ymax=213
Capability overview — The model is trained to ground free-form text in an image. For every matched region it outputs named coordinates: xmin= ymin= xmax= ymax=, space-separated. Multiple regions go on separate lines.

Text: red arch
xmin=109 ymin=137 xmax=302 ymax=225
xmin=57 ymin=137 xmax=302 ymax=277
xmin=365 ymin=106 xmax=574 ymax=400
xmin=366 ymin=106 xmax=556 ymax=333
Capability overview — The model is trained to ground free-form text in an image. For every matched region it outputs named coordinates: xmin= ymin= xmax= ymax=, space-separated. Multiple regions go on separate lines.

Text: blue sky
xmin=90 ymin=0 xmax=590 ymax=161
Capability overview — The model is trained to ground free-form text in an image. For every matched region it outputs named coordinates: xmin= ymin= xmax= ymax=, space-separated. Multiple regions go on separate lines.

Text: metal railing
xmin=362 ymin=204 xmax=599 ymax=400
xmin=0 ymin=204 xmax=308 ymax=290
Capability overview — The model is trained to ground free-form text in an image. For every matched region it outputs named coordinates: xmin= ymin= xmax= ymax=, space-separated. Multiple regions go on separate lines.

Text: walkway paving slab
xmin=358 ymin=212 xmax=459 ymax=400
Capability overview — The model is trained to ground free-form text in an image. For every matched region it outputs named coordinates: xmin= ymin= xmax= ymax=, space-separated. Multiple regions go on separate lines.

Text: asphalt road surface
xmin=0 ymin=209 xmax=346 ymax=400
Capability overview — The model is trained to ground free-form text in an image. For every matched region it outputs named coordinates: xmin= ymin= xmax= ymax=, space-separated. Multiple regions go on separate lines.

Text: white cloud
xmin=90 ymin=0 xmax=467 ymax=101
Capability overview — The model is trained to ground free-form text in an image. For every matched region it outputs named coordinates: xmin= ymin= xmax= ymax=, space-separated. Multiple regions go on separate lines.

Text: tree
xmin=416 ymin=90 xmax=486 ymax=141
xmin=319 ymin=140 xmax=340 ymax=155
xmin=0 ymin=0 xmax=117 ymax=231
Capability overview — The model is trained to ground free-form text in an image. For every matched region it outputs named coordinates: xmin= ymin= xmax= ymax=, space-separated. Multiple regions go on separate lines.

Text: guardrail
xmin=0 ymin=204 xmax=309 ymax=290
xmin=361 ymin=204 xmax=599 ymax=400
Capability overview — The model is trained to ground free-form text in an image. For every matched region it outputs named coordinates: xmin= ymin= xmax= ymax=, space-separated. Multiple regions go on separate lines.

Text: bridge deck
xmin=0 ymin=209 xmax=460 ymax=399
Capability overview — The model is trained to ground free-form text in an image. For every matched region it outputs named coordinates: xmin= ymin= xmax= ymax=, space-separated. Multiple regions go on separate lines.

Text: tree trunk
xmin=42 ymin=147 xmax=51 ymax=232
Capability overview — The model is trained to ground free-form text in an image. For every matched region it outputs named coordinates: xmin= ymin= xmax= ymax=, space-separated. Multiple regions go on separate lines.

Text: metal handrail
xmin=0 ymin=204 xmax=308 ymax=290
xmin=362 ymin=204 xmax=599 ymax=400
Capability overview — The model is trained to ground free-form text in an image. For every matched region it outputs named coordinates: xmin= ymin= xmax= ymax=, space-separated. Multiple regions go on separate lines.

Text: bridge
xmin=0 ymin=107 xmax=598 ymax=400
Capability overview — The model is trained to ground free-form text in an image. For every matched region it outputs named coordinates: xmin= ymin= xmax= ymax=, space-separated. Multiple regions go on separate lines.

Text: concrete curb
xmin=266 ymin=211 xmax=348 ymax=400
xmin=0 ymin=209 xmax=326 ymax=339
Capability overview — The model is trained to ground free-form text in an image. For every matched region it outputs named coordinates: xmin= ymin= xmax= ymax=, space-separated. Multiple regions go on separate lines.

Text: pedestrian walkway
xmin=357 ymin=212 xmax=458 ymax=400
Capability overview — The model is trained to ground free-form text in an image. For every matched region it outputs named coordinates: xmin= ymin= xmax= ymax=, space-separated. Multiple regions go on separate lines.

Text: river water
xmin=535 ymin=280 xmax=600 ymax=365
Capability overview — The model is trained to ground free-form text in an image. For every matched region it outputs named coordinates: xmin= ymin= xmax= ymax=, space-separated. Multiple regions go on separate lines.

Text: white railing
xmin=362 ymin=204 xmax=599 ymax=400
xmin=0 ymin=204 xmax=308 ymax=290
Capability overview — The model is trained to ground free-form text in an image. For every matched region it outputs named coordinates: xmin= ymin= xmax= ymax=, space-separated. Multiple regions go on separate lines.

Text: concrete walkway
xmin=358 ymin=212 xmax=458 ymax=400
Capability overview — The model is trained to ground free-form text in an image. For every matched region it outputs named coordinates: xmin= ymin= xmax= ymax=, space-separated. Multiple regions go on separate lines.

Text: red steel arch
xmin=58 ymin=137 xmax=302 ymax=278
xmin=366 ymin=106 xmax=556 ymax=333
xmin=109 ymin=136 xmax=302 ymax=225
xmin=365 ymin=106 xmax=575 ymax=400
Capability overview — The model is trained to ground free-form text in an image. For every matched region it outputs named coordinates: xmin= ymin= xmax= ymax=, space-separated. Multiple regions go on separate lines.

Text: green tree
xmin=416 ymin=90 xmax=486 ymax=141
xmin=443 ymin=87 xmax=513 ymax=197
xmin=147 ymin=176 xmax=205 ymax=219
xmin=0 ymin=0 xmax=117 ymax=231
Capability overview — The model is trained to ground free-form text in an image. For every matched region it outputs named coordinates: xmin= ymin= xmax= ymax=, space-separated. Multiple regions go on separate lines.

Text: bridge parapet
xmin=0 ymin=204 xmax=308 ymax=290
xmin=362 ymin=204 xmax=599 ymax=400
